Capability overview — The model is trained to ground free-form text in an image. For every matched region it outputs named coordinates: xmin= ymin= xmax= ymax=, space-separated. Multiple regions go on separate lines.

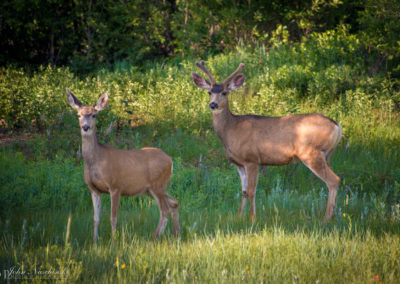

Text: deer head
xmin=66 ymin=88 xmax=108 ymax=136
xmin=191 ymin=61 xmax=245 ymax=113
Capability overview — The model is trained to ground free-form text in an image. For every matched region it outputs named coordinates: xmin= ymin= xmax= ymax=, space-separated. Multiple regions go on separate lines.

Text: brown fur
xmin=192 ymin=62 xmax=341 ymax=221
xmin=67 ymin=89 xmax=179 ymax=241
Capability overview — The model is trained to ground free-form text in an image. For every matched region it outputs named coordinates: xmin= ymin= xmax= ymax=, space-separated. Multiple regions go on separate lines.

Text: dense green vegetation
xmin=1 ymin=1 xmax=400 ymax=282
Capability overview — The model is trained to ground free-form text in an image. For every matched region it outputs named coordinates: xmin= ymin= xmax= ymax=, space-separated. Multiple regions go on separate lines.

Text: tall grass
xmin=1 ymin=195 xmax=400 ymax=282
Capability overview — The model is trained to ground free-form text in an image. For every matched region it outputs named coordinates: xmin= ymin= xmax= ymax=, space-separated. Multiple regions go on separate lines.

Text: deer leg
xmin=150 ymin=190 xmax=170 ymax=239
xmin=324 ymin=150 xmax=333 ymax=167
xmin=301 ymin=151 xmax=340 ymax=221
xmin=237 ymin=165 xmax=248 ymax=217
xmin=245 ymin=163 xmax=259 ymax=223
xmin=110 ymin=191 xmax=121 ymax=242
xmin=166 ymin=194 xmax=180 ymax=237
xmin=91 ymin=191 xmax=101 ymax=242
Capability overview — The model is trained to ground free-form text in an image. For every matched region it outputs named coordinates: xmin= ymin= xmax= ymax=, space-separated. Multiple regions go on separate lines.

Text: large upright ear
xmin=191 ymin=72 xmax=211 ymax=90
xmin=227 ymin=74 xmax=245 ymax=92
xmin=95 ymin=93 xmax=109 ymax=111
xmin=66 ymin=88 xmax=83 ymax=110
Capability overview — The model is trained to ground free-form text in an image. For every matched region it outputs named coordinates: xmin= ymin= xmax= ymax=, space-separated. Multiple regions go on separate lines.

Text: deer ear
xmin=66 ymin=88 xmax=83 ymax=110
xmin=191 ymin=72 xmax=211 ymax=90
xmin=227 ymin=74 xmax=245 ymax=91
xmin=95 ymin=93 xmax=109 ymax=111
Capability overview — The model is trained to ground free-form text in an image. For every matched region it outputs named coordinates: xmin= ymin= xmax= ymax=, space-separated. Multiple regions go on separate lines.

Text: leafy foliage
xmin=2 ymin=0 xmax=399 ymax=77
xmin=1 ymin=26 xmax=398 ymax=132
xmin=358 ymin=0 xmax=400 ymax=74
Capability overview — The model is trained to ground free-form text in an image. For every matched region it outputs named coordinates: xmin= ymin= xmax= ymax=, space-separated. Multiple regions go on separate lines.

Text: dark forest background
xmin=1 ymin=0 xmax=399 ymax=75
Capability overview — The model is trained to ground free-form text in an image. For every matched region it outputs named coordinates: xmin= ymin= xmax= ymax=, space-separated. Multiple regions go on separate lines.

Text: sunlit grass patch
xmin=1 ymin=212 xmax=399 ymax=283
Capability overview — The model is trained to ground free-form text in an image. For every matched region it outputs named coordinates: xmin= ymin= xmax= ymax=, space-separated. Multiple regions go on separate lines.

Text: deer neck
xmin=81 ymin=132 xmax=100 ymax=166
xmin=212 ymin=105 xmax=235 ymax=142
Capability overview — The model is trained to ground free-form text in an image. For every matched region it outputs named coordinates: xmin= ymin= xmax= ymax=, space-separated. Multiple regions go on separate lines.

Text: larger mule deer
xmin=191 ymin=61 xmax=342 ymax=221
xmin=67 ymin=89 xmax=179 ymax=241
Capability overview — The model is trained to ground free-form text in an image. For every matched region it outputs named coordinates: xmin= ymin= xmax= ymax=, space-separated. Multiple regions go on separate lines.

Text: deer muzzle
xmin=209 ymin=102 xmax=218 ymax=110
xmin=82 ymin=125 xmax=90 ymax=132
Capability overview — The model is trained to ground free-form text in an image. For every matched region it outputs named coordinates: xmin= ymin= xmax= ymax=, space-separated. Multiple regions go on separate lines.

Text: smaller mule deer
xmin=67 ymin=88 xmax=179 ymax=241
xmin=191 ymin=61 xmax=342 ymax=221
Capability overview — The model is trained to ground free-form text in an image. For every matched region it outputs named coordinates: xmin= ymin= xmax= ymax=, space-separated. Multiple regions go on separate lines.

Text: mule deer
xmin=66 ymin=88 xmax=179 ymax=241
xmin=191 ymin=61 xmax=342 ymax=221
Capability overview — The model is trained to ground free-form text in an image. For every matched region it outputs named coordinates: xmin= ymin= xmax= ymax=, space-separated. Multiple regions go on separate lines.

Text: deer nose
xmin=82 ymin=125 xmax=90 ymax=131
xmin=209 ymin=102 xmax=218 ymax=110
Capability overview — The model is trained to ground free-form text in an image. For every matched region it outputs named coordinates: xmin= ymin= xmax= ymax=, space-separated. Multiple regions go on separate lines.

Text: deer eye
xmin=222 ymin=91 xmax=227 ymax=96
xmin=208 ymin=91 xmax=211 ymax=95
xmin=92 ymin=114 xmax=96 ymax=118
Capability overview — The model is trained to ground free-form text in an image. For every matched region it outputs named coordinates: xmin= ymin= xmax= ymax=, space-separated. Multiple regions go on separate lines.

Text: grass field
xmin=1 ymin=30 xmax=400 ymax=282
xmin=2 ymin=210 xmax=400 ymax=283
xmin=1 ymin=187 xmax=400 ymax=282
xmin=1 ymin=137 xmax=399 ymax=282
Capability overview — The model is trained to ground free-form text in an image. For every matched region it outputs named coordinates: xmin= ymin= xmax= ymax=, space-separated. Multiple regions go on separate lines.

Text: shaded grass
xmin=2 ymin=127 xmax=399 ymax=214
